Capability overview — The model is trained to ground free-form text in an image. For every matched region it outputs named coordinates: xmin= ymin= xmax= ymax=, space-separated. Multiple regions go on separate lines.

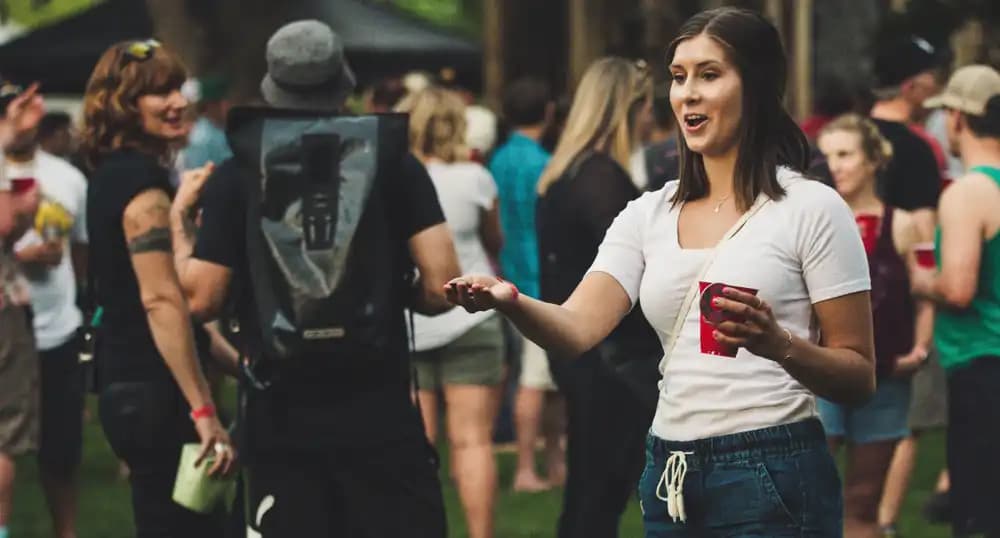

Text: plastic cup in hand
xmin=172 ymin=443 xmax=236 ymax=514
xmin=10 ymin=177 xmax=35 ymax=194
xmin=699 ymin=282 xmax=759 ymax=358
xmin=914 ymin=242 xmax=936 ymax=269
xmin=855 ymin=213 xmax=881 ymax=255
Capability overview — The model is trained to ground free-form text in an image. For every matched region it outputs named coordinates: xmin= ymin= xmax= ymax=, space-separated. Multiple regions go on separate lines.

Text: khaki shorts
xmin=0 ymin=306 xmax=39 ymax=456
xmin=908 ymin=347 xmax=948 ymax=431
xmin=412 ymin=316 xmax=505 ymax=390
xmin=519 ymin=334 xmax=556 ymax=390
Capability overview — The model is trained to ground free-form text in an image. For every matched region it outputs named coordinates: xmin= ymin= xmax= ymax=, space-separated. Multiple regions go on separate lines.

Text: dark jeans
xmin=37 ymin=337 xmax=84 ymax=477
xmin=638 ymin=419 xmax=842 ymax=537
xmin=99 ymin=379 xmax=225 ymax=538
xmin=550 ymin=350 xmax=654 ymax=538
xmin=243 ymin=433 xmax=446 ymax=537
xmin=947 ymin=357 xmax=1000 ymax=537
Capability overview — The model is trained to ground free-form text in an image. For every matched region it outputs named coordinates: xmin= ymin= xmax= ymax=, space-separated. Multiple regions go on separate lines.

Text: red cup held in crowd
xmin=855 ymin=213 xmax=881 ymax=255
xmin=10 ymin=177 xmax=36 ymax=194
xmin=699 ymin=281 xmax=759 ymax=358
xmin=914 ymin=242 xmax=936 ymax=269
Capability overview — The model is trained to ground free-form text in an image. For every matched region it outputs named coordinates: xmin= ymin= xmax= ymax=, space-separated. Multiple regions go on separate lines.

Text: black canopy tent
xmin=0 ymin=0 xmax=154 ymax=94
xmin=311 ymin=0 xmax=481 ymax=88
xmin=0 ymin=0 xmax=481 ymax=94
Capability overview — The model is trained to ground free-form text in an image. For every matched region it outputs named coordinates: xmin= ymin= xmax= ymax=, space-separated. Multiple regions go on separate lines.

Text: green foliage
xmin=388 ymin=0 xmax=480 ymax=35
xmin=0 ymin=0 xmax=100 ymax=28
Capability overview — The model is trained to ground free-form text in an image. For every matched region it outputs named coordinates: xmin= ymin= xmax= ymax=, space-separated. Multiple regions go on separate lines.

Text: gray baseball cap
xmin=260 ymin=20 xmax=356 ymax=110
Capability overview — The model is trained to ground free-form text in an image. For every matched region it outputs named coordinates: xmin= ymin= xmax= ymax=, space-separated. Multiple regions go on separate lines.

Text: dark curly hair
xmin=81 ymin=40 xmax=187 ymax=170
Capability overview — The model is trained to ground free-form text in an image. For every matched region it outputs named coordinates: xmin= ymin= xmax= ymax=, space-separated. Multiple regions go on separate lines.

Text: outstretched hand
xmin=444 ymin=275 xmax=519 ymax=313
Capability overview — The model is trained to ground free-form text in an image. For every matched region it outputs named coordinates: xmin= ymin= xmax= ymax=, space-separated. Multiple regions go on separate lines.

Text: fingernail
xmin=712 ymin=298 xmax=721 ymax=306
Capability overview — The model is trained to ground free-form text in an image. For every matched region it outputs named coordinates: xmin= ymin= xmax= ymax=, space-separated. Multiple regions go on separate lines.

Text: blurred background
xmin=1 ymin=1 xmax=997 ymax=537
xmin=0 ymin=0 xmax=995 ymax=117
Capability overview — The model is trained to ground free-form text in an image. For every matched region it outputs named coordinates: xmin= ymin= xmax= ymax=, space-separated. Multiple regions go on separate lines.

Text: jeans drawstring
xmin=656 ymin=450 xmax=693 ymax=523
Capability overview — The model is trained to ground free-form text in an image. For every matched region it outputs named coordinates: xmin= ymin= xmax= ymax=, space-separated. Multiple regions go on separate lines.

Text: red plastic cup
xmin=855 ymin=213 xmax=881 ymax=255
xmin=699 ymin=281 xmax=759 ymax=358
xmin=914 ymin=242 xmax=936 ymax=269
xmin=10 ymin=177 xmax=36 ymax=194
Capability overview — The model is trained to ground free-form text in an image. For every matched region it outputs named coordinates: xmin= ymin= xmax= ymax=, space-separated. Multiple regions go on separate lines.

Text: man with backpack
xmin=169 ymin=20 xmax=460 ymax=537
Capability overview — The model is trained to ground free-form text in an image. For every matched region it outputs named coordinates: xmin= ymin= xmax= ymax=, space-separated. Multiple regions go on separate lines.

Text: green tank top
xmin=934 ymin=165 xmax=1000 ymax=372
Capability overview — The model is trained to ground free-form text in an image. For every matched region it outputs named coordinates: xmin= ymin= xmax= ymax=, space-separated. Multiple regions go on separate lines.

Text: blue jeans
xmin=638 ymin=419 xmax=842 ymax=537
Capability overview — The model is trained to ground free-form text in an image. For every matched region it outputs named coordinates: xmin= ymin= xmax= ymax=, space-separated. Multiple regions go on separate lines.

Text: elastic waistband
xmin=647 ymin=418 xmax=826 ymax=464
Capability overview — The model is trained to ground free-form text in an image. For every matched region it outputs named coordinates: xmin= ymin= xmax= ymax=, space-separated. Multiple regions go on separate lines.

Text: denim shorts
xmin=816 ymin=378 xmax=911 ymax=444
xmin=638 ymin=418 xmax=842 ymax=537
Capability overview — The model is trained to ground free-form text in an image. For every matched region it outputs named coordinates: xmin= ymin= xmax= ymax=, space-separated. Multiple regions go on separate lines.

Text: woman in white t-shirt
xmin=396 ymin=87 xmax=504 ymax=538
xmin=444 ymin=8 xmax=874 ymax=537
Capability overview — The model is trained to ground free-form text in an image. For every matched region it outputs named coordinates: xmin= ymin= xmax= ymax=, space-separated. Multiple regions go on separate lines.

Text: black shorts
xmin=38 ymin=336 xmax=84 ymax=476
xmin=244 ymin=433 xmax=446 ymax=538
xmin=947 ymin=356 xmax=1000 ymax=536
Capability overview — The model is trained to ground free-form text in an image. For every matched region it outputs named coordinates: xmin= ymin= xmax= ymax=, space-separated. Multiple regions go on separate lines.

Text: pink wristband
xmin=497 ymin=277 xmax=519 ymax=301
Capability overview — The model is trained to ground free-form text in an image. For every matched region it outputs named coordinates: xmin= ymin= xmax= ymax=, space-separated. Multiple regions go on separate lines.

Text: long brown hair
xmin=81 ymin=40 xmax=187 ymax=170
xmin=668 ymin=8 xmax=810 ymax=211
xmin=537 ymin=57 xmax=650 ymax=195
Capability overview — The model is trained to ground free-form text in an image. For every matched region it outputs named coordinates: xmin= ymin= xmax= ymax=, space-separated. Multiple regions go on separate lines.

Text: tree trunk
xmin=145 ymin=0 xmax=295 ymax=102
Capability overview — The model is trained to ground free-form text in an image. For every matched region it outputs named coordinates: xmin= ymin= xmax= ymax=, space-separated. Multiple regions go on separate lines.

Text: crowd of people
xmin=0 ymin=5 xmax=998 ymax=538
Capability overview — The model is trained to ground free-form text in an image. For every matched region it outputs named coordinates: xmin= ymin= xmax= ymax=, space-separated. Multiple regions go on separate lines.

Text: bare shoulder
xmin=941 ymin=172 xmax=999 ymax=214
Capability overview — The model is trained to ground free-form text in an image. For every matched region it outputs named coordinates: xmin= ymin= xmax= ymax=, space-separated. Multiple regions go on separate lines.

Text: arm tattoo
xmin=128 ymin=227 xmax=172 ymax=254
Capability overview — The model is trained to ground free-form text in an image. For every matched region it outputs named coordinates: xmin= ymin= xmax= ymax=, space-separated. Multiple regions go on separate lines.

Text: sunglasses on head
xmin=0 ymin=82 xmax=23 ymax=99
xmin=123 ymin=39 xmax=162 ymax=64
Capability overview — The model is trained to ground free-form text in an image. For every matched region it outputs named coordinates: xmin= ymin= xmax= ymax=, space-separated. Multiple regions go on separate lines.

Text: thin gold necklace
xmin=713 ymin=194 xmax=732 ymax=213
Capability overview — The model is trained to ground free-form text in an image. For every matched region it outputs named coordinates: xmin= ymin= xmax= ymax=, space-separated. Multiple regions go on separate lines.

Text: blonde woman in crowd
xmin=534 ymin=56 xmax=660 ymax=538
xmin=397 ymin=87 xmax=504 ymax=538
xmin=816 ymin=114 xmax=933 ymax=538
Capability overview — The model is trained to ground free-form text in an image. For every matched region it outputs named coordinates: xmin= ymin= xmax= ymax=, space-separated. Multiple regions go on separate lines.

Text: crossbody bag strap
xmin=660 ymin=194 xmax=772 ymax=368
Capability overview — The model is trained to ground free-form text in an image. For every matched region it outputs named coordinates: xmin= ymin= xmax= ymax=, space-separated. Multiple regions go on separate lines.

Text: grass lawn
xmin=11 ymin=398 xmax=951 ymax=537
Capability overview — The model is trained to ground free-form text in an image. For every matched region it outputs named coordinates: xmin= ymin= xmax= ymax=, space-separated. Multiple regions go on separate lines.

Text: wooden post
xmin=568 ymin=0 xmax=605 ymax=88
xmin=951 ymin=19 xmax=984 ymax=68
xmin=482 ymin=0 xmax=504 ymax=109
xmin=792 ymin=0 xmax=813 ymax=120
xmin=763 ymin=0 xmax=784 ymax=40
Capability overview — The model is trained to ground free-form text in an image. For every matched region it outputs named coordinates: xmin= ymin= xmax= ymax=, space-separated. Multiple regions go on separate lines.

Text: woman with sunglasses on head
xmin=82 ymin=40 xmax=234 ymax=537
xmin=534 ymin=56 xmax=661 ymax=538
xmin=447 ymin=8 xmax=874 ymax=537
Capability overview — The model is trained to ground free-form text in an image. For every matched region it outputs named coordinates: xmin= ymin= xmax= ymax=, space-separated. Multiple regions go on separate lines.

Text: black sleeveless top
xmin=869 ymin=207 xmax=915 ymax=378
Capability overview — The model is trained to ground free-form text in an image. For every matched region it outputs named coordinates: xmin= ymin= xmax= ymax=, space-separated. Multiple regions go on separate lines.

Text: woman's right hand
xmin=444 ymin=275 xmax=519 ymax=313
xmin=193 ymin=415 xmax=237 ymax=476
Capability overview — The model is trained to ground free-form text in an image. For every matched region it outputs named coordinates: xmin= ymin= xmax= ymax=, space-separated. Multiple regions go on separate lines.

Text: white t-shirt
xmin=411 ymin=161 xmax=498 ymax=351
xmin=12 ymin=151 xmax=88 ymax=350
xmin=589 ymin=168 xmax=870 ymax=441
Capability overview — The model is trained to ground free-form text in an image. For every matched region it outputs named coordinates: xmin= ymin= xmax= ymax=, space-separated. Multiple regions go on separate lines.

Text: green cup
xmin=172 ymin=443 xmax=236 ymax=514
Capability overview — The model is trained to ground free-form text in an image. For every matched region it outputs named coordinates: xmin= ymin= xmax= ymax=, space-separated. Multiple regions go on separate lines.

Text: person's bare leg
xmin=417 ymin=390 xmax=439 ymax=444
xmin=40 ymin=467 xmax=77 ymax=538
xmin=513 ymin=386 xmax=549 ymax=492
xmin=445 ymin=384 xmax=500 ymax=538
xmin=935 ymin=468 xmax=950 ymax=493
xmin=844 ymin=440 xmax=898 ymax=538
xmin=542 ymin=391 xmax=566 ymax=487
xmin=879 ymin=433 xmax=919 ymax=528
xmin=0 ymin=453 xmax=14 ymax=531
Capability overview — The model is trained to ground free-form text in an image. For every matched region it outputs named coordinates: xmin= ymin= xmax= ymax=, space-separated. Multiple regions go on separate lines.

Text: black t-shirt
xmin=872 ymin=118 xmax=941 ymax=211
xmin=193 ymin=153 xmax=445 ymax=448
xmin=537 ymin=152 xmax=660 ymax=355
xmin=87 ymin=150 xmax=175 ymax=384
xmin=643 ymin=138 xmax=680 ymax=192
